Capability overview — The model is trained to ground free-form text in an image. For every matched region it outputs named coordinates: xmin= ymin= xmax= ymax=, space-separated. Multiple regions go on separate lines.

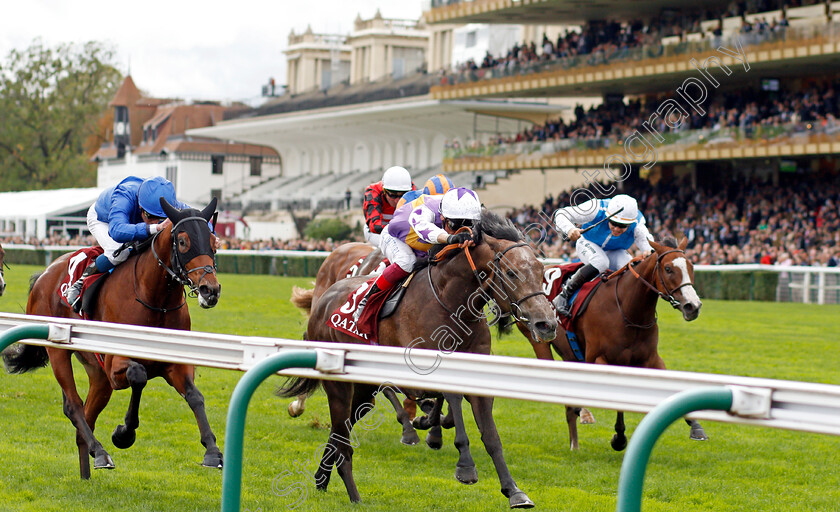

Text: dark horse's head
xmin=160 ymin=197 xmax=221 ymax=309
xmin=473 ymin=209 xmax=557 ymax=342
xmin=0 ymin=242 xmax=5 ymax=296
xmin=650 ymin=236 xmax=702 ymax=321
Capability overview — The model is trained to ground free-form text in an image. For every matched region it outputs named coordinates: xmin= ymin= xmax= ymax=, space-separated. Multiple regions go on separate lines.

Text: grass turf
xmin=0 ymin=264 xmax=838 ymax=511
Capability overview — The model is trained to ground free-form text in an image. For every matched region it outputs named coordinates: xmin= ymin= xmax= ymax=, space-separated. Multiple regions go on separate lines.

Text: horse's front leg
xmin=466 ymin=394 xmax=534 ymax=508
xmin=110 ymin=359 xmax=147 ymax=450
xmin=611 ymin=412 xmax=628 ymax=451
xmin=48 ymin=348 xmax=113 ymax=478
xmin=443 ymin=393 xmax=478 ymax=485
xmin=163 ymin=365 xmax=223 ymax=468
xmin=381 ymin=387 xmax=420 ymax=445
xmin=649 ymin=356 xmax=708 ymax=441
xmin=411 ymin=396 xmax=444 ymax=449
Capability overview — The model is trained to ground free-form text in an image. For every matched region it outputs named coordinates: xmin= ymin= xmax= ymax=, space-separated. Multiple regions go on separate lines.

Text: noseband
xmin=151 ymin=216 xmax=217 ymax=298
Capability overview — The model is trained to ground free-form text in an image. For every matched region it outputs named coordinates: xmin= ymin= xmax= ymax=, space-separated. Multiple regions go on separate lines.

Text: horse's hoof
xmin=690 ymin=429 xmax=709 ymax=441
xmin=509 ymin=491 xmax=535 ymax=509
xmin=441 ymin=414 xmax=454 ymax=429
xmin=288 ymin=402 xmax=304 ymax=418
xmin=202 ymin=450 xmax=223 ymax=468
xmin=426 ymin=433 xmax=443 ymax=450
xmin=610 ymin=434 xmax=628 ymax=452
xmin=94 ymin=452 xmax=115 ymax=470
xmin=455 ymin=465 xmax=478 ymax=484
xmin=111 ymin=425 xmax=136 ymax=449
xmin=580 ymin=408 xmax=596 ymax=425
xmin=401 ymin=430 xmax=420 ymax=445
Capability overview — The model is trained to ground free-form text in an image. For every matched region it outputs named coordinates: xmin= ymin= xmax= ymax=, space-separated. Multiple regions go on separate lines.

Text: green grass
xmin=0 ymin=264 xmax=839 ymax=511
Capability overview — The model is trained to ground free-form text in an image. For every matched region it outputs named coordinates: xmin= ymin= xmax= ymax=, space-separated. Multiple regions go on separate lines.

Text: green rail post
xmin=616 ymin=387 xmax=733 ymax=512
xmin=0 ymin=324 xmax=51 ymax=353
xmin=221 ymin=350 xmax=318 ymax=512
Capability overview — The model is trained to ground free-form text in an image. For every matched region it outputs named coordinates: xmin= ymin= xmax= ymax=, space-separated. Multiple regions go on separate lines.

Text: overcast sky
xmin=0 ymin=0 xmax=424 ymax=106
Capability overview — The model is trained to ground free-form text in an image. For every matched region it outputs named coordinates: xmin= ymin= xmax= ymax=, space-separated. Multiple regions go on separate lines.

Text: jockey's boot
xmin=553 ymin=263 xmax=599 ymax=317
xmin=65 ymin=263 xmax=99 ymax=313
xmin=352 ymin=282 xmax=382 ymax=323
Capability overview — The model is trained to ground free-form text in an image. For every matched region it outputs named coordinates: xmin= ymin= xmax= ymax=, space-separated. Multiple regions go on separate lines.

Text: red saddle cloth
xmin=542 ymin=262 xmax=601 ymax=332
xmin=59 ymin=247 xmax=107 ymax=318
xmin=327 ymin=277 xmax=392 ymax=344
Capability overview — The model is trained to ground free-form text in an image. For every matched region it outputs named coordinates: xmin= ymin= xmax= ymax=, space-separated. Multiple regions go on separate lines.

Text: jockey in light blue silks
xmin=552 ymin=194 xmax=654 ymax=317
xmin=352 ymin=187 xmax=482 ymax=322
xmin=64 ymin=176 xmax=190 ymax=310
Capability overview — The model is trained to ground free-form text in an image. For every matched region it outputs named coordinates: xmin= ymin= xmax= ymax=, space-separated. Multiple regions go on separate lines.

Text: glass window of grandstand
xmin=250 ymin=156 xmax=262 ymax=177
xmin=466 ymin=31 xmax=476 ymax=48
xmin=211 ymin=155 xmax=224 ymax=175
xmin=210 ymin=188 xmax=222 ymax=201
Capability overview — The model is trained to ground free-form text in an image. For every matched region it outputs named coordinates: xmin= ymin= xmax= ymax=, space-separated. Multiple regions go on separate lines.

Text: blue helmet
xmin=138 ymin=176 xmax=176 ymax=218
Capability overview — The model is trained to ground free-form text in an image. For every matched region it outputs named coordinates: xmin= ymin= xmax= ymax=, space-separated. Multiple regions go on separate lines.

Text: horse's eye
xmin=665 ymin=266 xmax=672 ymax=273
xmin=506 ymin=270 xmax=517 ymax=279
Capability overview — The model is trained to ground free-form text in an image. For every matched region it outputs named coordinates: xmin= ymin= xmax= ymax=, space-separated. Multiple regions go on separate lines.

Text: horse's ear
xmin=160 ymin=197 xmax=181 ymax=221
xmin=200 ymin=197 xmax=218 ymax=222
xmin=678 ymin=237 xmax=688 ymax=251
xmin=649 ymin=239 xmax=663 ymax=253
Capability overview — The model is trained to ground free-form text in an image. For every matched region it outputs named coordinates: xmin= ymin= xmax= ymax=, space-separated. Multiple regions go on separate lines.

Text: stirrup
xmin=352 ymin=299 xmax=367 ymax=323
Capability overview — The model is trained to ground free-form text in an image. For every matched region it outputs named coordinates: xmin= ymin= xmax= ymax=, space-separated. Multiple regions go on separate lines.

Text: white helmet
xmin=382 ymin=166 xmax=412 ymax=192
xmin=441 ymin=188 xmax=481 ymax=221
xmin=606 ymin=194 xmax=638 ymax=225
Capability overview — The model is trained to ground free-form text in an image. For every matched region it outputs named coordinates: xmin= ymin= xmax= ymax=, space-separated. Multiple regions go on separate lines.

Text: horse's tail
xmin=3 ymin=344 xmax=49 ymax=374
xmin=29 ymin=272 xmax=43 ymax=293
xmin=3 ymin=271 xmax=51 ymax=373
xmin=290 ymin=286 xmax=314 ymax=314
xmin=276 ymin=375 xmax=320 ymax=399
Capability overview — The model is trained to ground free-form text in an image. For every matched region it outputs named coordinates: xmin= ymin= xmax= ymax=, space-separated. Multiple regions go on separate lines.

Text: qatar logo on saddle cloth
xmin=328 ymin=277 xmax=391 ymax=344
xmin=542 ymin=262 xmax=601 ymax=331
xmin=58 ymin=246 xmax=108 ymax=319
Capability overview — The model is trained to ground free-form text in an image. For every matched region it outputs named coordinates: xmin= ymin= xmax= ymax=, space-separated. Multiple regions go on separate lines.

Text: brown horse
xmin=2 ymin=198 xmax=223 ymax=479
xmin=280 ymin=211 xmax=557 ymax=508
xmin=0 ymin=241 xmax=6 ymax=296
xmin=518 ymin=237 xmax=707 ymax=451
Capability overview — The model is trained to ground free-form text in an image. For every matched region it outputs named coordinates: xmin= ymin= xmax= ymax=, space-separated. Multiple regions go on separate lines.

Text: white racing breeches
xmin=575 ymin=237 xmax=632 ymax=272
xmin=379 ymin=226 xmax=416 ymax=273
xmin=87 ymin=204 xmax=131 ymax=266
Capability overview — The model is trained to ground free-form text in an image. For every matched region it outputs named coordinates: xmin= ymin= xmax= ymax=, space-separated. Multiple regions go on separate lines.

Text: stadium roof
xmin=187 ymin=97 xmax=567 ymax=147
xmin=0 ymin=188 xmax=101 ymax=218
xmin=425 ymin=0 xmax=732 ymax=25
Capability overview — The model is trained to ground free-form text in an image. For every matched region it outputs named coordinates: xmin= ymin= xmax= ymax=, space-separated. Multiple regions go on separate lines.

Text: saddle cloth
xmin=542 ymin=263 xmax=602 ymax=332
xmin=345 ymin=255 xmax=389 ymax=279
xmin=58 ymin=247 xmax=107 ymax=319
xmin=327 ymin=276 xmax=392 ymax=344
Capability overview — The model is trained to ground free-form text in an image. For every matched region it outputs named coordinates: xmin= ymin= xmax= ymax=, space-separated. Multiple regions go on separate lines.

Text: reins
xmin=610 ymin=248 xmax=692 ymax=328
xmin=429 ymin=228 xmax=545 ymax=324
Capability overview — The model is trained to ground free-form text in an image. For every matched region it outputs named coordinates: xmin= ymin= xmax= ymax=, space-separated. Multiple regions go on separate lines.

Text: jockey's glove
xmin=447 ymin=232 xmax=472 ymax=245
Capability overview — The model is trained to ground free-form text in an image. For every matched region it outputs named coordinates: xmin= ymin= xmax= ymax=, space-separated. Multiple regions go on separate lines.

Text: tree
xmin=0 ymin=39 xmax=122 ymax=191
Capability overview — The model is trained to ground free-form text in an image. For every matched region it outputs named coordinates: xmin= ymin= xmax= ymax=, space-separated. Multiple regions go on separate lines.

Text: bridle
xmin=615 ymin=248 xmax=693 ymax=328
xmin=428 ymin=234 xmax=545 ymax=324
xmin=148 ymin=215 xmax=217 ymax=299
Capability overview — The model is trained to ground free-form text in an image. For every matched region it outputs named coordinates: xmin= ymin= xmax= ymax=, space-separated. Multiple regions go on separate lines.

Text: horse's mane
xmin=474 ymin=208 xmax=525 ymax=244
xmin=658 ymin=235 xmax=678 ymax=248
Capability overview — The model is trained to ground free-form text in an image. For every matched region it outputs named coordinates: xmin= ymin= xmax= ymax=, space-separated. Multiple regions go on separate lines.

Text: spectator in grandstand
xmin=353 ymin=187 xmax=481 ymax=322
xmin=64 ymin=176 xmax=192 ymax=310
xmin=552 ymin=194 xmax=654 ymax=316
xmin=361 ymin=166 xmax=416 ymax=246
xmin=345 ymin=188 xmax=352 ymax=210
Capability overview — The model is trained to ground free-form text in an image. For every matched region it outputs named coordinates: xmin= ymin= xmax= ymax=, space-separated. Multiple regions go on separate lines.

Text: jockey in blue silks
xmin=552 ymin=194 xmax=654 ymax=317
xmin=64 ymin=176 xmax=191 ymax=310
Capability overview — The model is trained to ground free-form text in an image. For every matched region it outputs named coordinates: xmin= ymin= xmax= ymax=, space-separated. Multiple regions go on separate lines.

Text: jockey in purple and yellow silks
xmin=352 ymin=187 xmax=482 ymax=322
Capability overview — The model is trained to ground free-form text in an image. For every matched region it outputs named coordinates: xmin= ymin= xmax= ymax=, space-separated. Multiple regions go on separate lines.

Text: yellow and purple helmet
xmin=423 ymin=174 xmax=455 ymax=196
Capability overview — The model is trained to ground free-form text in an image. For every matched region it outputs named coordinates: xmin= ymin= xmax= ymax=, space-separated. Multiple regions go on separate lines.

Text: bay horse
xmin=280 ymin=211 xmax=557 ymax=508
xmin=0 ymin=241 xmax=6 ymax=296
xmin=517 ymin=236 xmax=707 ymax=451
xmin=2 ymin=198 xmax=223 ymax=479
